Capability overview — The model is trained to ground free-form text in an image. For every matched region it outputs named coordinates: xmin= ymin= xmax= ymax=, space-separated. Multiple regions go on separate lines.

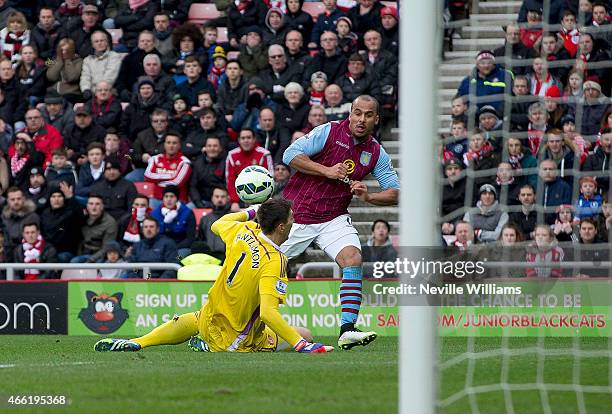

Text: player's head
xmin=257 ymin=198 xmax=293 ymax=243
xmin=349 ymin=95 xmax=379 ymax=140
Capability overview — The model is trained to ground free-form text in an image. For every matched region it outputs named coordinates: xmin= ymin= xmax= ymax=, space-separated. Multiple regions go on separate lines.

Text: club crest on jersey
xmin=275 ymin=280 xmax=287 ymax=295
xmin=360 ymin=151 xmax=372 ymax=166
xmin=343 ymin=159 xmax=355 ymax=174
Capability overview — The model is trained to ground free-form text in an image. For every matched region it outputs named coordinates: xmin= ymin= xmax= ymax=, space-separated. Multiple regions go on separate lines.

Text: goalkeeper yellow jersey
xmin=198 ymin=212 xmax=289 ymax=352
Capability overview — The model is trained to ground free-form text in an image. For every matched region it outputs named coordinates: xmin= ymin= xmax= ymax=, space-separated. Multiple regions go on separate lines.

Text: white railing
xmin=0 ymin=263 xmax=182 ymax=281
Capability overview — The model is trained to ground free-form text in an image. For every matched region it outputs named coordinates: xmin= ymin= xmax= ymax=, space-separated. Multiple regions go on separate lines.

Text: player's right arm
xmin=283 ymin=123 xmax=348 ymax=180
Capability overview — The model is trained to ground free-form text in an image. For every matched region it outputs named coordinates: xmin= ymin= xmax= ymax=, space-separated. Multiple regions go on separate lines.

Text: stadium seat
xmin=61 ymin=269 xmax=99 ymax=279
xmin=133 ymin=182 xmax=156 ymax=198
xmin=107 ymin=28 xmax=123 ymax=45
xmin=218 ymin=27 xmax=228 ymax=43
xmin=380 ymin=1 xmax=397 ymax=8
xmin=227 ymin=51 xmax=239 ymax=60
xmin=192 ymin=208 xmax=213 ymax=228
xmin=302 ymin=2 xmax=325 ymax=20
xmin=188 ymin=4 xmax=221 ymax=24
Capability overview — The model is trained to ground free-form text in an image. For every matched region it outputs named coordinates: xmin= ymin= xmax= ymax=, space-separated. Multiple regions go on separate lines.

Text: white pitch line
xmin=0 ymin=361 xmax=96 ymax=369
xmin=0 ymin=364 xmax=16 ymax=368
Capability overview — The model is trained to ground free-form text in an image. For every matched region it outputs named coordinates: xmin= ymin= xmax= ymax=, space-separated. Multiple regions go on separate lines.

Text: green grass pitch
xmin=0 ymin=336 xmax=610 ymax=413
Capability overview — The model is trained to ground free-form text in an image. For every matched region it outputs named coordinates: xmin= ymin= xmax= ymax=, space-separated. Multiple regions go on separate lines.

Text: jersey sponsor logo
xmin=335 ymin=140 xmax=349 ymax=149
xmin=360 ymin=151 xmax=372 ymax=166
xmin=343 ymin=159 xmax=355 ymax=174
xmin=275 ymin=280 xmax=287 ymax=295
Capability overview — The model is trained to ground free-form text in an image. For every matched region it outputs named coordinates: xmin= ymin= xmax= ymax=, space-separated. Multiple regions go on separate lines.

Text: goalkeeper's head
xmin=257 ymin=198 xmax=294 ymax=245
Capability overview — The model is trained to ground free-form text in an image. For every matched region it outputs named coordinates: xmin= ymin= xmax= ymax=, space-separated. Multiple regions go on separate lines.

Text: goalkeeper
xmin=95 ymin=198 xmax=333 ymax=353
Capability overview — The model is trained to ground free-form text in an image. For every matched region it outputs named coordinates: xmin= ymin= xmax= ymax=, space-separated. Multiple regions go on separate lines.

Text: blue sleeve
xmin=282 ymin=122 xmax=331 ymax=165
xmin=457 ymin=77 xmax=469 ymax=97
xmin=372 ymin=146 xmax=400 ymax=190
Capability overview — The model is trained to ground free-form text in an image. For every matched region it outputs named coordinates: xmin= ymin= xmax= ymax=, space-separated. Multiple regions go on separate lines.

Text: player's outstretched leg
xmin=336 ymin=249 xmax=378 ymax=350
xmin=94 ymin=338 xmax=141 ymax=352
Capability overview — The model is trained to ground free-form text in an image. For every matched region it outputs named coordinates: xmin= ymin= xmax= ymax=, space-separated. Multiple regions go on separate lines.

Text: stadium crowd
xmin=443 ymin=0 xmax=612 ymax=277
xmin=0 ymin=0 xmax=399 ymax=279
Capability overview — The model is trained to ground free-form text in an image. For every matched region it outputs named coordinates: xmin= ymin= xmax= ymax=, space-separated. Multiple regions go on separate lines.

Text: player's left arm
xmin=260 ymin=293 xmax=302 ymax=347
xmin=351 ymin=147 xmax=399 ymax=206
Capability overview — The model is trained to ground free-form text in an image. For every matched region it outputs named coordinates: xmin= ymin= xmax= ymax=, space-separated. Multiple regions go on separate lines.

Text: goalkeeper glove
xmin=293 ymin=338 xmax=334 ymax=353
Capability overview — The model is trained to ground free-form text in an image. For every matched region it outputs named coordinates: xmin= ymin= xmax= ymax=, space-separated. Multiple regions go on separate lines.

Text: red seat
xmin=192 ymin=208 xmax=213 ymax=228
xmin=302 ymin=2 xmax=325 ymax=20
xmin=188 ymin=4 xmax=222 ymax=24
xmin=217 ymin=27 xmax=228 ymax=43
xmin=380 ymin=1 xmax=397 ymax=8
xmin=107 ymin=28 xmax=123 ymax=45
xmin=227 ymin=51 xmax=240 ymax=60
xmin=133 ymin=182 xmax=156 ymax=198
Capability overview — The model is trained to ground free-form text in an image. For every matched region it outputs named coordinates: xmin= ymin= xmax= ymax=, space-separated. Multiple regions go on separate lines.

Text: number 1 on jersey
xmin=227 ymin=253 xmax=246 ymax=287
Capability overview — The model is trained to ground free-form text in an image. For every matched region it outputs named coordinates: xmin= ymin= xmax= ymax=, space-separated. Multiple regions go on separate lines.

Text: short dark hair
xmin=143 ymin=215 xmax=159 ymax=228
xmin=87 ymin=142 xmax=105 ymax=153
xmin=519 ymin=184 xmax=535 ymax=193
xmin=580 ymin=217 xmax=597 ymax=229
xmin=239 ymin=128 xmax=255 ymax=138
xmin=212 ymin=186 xmax=228 ymax=195
xmin=6 ymin=186 xmax=23 ymax=196
xmin=371 ymin=219 xmax=390 ymax=232
xmin=22 ymin=221 xmax=39 ymax=232
xmin=202 ymin=22 xmax=217 ymax=32
xmin=226 ymin=59 xmax=241 ymax=68
xmin=257 ymin=198 xmax=292 ymax=234
xmin=134 ymin=194 xmax=150 ymax=204
xmin=184 ymin=56 xmax=200 ymax=65
xmin=88 ymin=194 xmax=104 ymax=203
xmin=165 ymin=130 xmax=183 ymax=140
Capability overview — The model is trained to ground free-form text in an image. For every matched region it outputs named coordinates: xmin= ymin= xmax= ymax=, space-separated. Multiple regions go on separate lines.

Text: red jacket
xmin=25 ymin=124 xmax=64 ymax=168
xmin=225 ymin=145 xmax=273 ymax=203
xmin=144 ymin=152 xmax=192 ymax=201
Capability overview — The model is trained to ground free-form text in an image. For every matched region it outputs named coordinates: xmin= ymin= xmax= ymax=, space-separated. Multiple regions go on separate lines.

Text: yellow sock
xmin=131 ymin=312 xmax=199 ymax=348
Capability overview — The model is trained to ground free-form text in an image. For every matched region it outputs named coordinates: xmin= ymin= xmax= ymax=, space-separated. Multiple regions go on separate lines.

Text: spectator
xmin=450 ymin=95 xmax=468 ymax=127
xmin=24 ymin=166 xmax=49 ymax=213
xmin=175 ymin=57 xmax=215 ymax=108
xmin=184 ymin=108 xmax=227 ymax=160
xmin=304 ymin=31 xmax=347 ymax=84
xmin=79 ymin=30 xmax=123 ymax=99
xmin=72 ymin=194 xmax=117 ymax=263
xmin=0 ymin=59 xmax=26 ymax=124
xmin=558 ymin=10 xmax=580 ymax=57
xmin=55 ymin=0 xmax=83 ymax=28
xmin=551 ymin=204 xmax=579 ymax=243
xmin=538 ymin=159 xmax=573 ymax=221
xmin=571 ymin=80 xmax=610 ymax=137
xmin=451 ymin=221 xmax=474 ymax=250
xmin=509 ymin=75 xmax=535 ymax=132
xmin=39 ymin=91 xmax=75 ymax=134
xmin=152 ymin=11 xmax=173 ymax=57
xmin=575 ymin=176 xmax=603 ymax=219
xmin=508 ymin=184 xmax=538 ymax=240
xmin=256 ymin=107 xmax=290 ymax=164
xmin=144 ymin=132 xmax=192 ymax=206
xmin=442 ymin=119 xmax=468 ymax=162
xmin=237 ymin=26 xmax=269 ymax=79
xmin=263 ymin=7 xmax=288 ymax=47
xmin=0 ymin=11 xmax=31 ymax=66
xmin=63 ymin=107 xmax=106 ymax=164
xmin=495 ymin=162 xmax=521 ymax=206
xmin=104 ymin=130 xmax=131 ymax=175
xmin=197 ymin=186 xmax=231 ymax=262
xmin=31 ymin=7 xmax=62 ymax=60
xmin=0 ymin=0 xmax=16 ymax=30
xmin=40 ymin=181 xmax=83 ymax=262
xmin=463 ymin=184 xmax=509 ymax=244
xmin=336 ymin=53 xmax=381 ymax=103
xmin=207 ymin=46 xmax=227 ymax=91
xmin=540 ymin=129 xmax=577 ymax=186
xmin=309 ymin=0 xmax=345 ymax=49
xmin=230 ymin=77 xmax=277 ymax=132
xmin=117 ymin=194 xmax=151 ymax=248
xmin=63 ymin=3 xmax=104 ymax=59
xmin=44 ymin=148 xmax=77 ymax=188
xmin=272 ymin=162 xmax=290 ymax=197
xmin=363 ymin=29 xmax=397 ymax=113
xmin=526 ymin=101 xmax=549 ymax=155
xmin=572 ymin=217 xmax=609 ymax=277
xmin=582 ymin=128 xmax=612 ymax=191
xmin=123 ymin=216 xmax=177 ymax=278
xmin=520 ymin=7 xmax=543 ymax=49
xmin=457 ymin=50 xmax=511 ymax=113
xmin=526 ymin=224 xmax=564 ymax=276
xmin=2 ymin=186 xmax=40 ymax=258
xmin=539 ymin=32 xmax=571 ymax=84
xmin=347 ymin=0 xmax=383 ymax=39
xmin=189 ymin=136 xmax=226 ymax=209
xmin=324 ymin=84 xmax=351 ymax=121
xmin=277 ymin=82 xmax=309 ymax=133
xmin=217 ymin=59 xmax=247 ymax=123
xmin=85 ymin=80 xmax=122 ymax=129
xmin=98 ymin=240 xmax=126 ymax=279
xmin=167 ymin=22 xmax=204 ymax=78
xmin=506 ymin=137 xmax=538 ymax=188
xmin=493 ymin=23 xmax=536 ymax=76
xmin=46 ymin=37 xmax=83 ymax=103
xmin=7 ymin=136 xmax=44 ymax=189
xmin=15 ymin=45 xmax=46 ymax=106
xmin=260 ymin=44 xmax=302 ymax=102
xmin=75 ymin=142 xmax=105 ymax=204
xmin=285 ymin=30 xmax=312 ymax=74
xmin=302 ymin=105 xmax=327 ymax=133
xmin=130 ymin=108 xmax=169 ymax=177
xmin=463 ymin=129 xmax=499 ymax=191
xmin=226 ymin=128 xmax=273 ymax=210
xmin=361 ymin=218 xmax=397 ymax=263
xmin=527 ymin=57 xmax=562 ymax=98
xmin=284 ymin=0 xmax=314 ymax=44
xmin=112 ymin=0 xmax=158 ymax=50
xmin=544 ymin=87 xmax=566 ymax=128
xmin=150 ymin=185 xmax=195 ymax=257
xmin=90 ymin=157 xmax=138 ymax=221
xmin=157 ymin=0 xmax=189 ymax=27
xmin=115 ymin=31 xmax=162 ymax=101
xmin=590 ymin=2 xmax=612 ymax=47
xmin=441 ymin=158 xmax=467 ymax=231
xmin=595 ymin=198 xmax=612 ymax=242
xmin=17 ymin=108 xmax=64 ymax=168
xmin=379 ymin=6 xmax=398 ymax=56
xmin=227 ymin=1 xmax=267 ymax=49
xmin=14 ymin=222 xmax=57 ymax=279
xmin=477 ymin=105 xmax=503 ymax=146
xmin=480 ymin=223 xmax=526 ymax=278
xmin=119 ymin=78 xmax=168 ymax=142
xmin=561 ymin=114 xmax=589 ymax=164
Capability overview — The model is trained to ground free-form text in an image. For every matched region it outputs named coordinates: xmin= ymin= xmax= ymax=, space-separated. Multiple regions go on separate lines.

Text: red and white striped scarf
xmin=10 ymin=152 xmax=29 ymax=177
xmin=123 ymin=206 xmax=151 ymax=243
xmin=3 ymin=30 xmax=26 ymax=60
xmin=22 ymin=235 xmax=44 ymax=280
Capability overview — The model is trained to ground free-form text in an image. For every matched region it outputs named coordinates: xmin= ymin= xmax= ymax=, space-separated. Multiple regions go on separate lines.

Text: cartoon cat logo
xmin=78 ymin=291 xmax=129 ymax=334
